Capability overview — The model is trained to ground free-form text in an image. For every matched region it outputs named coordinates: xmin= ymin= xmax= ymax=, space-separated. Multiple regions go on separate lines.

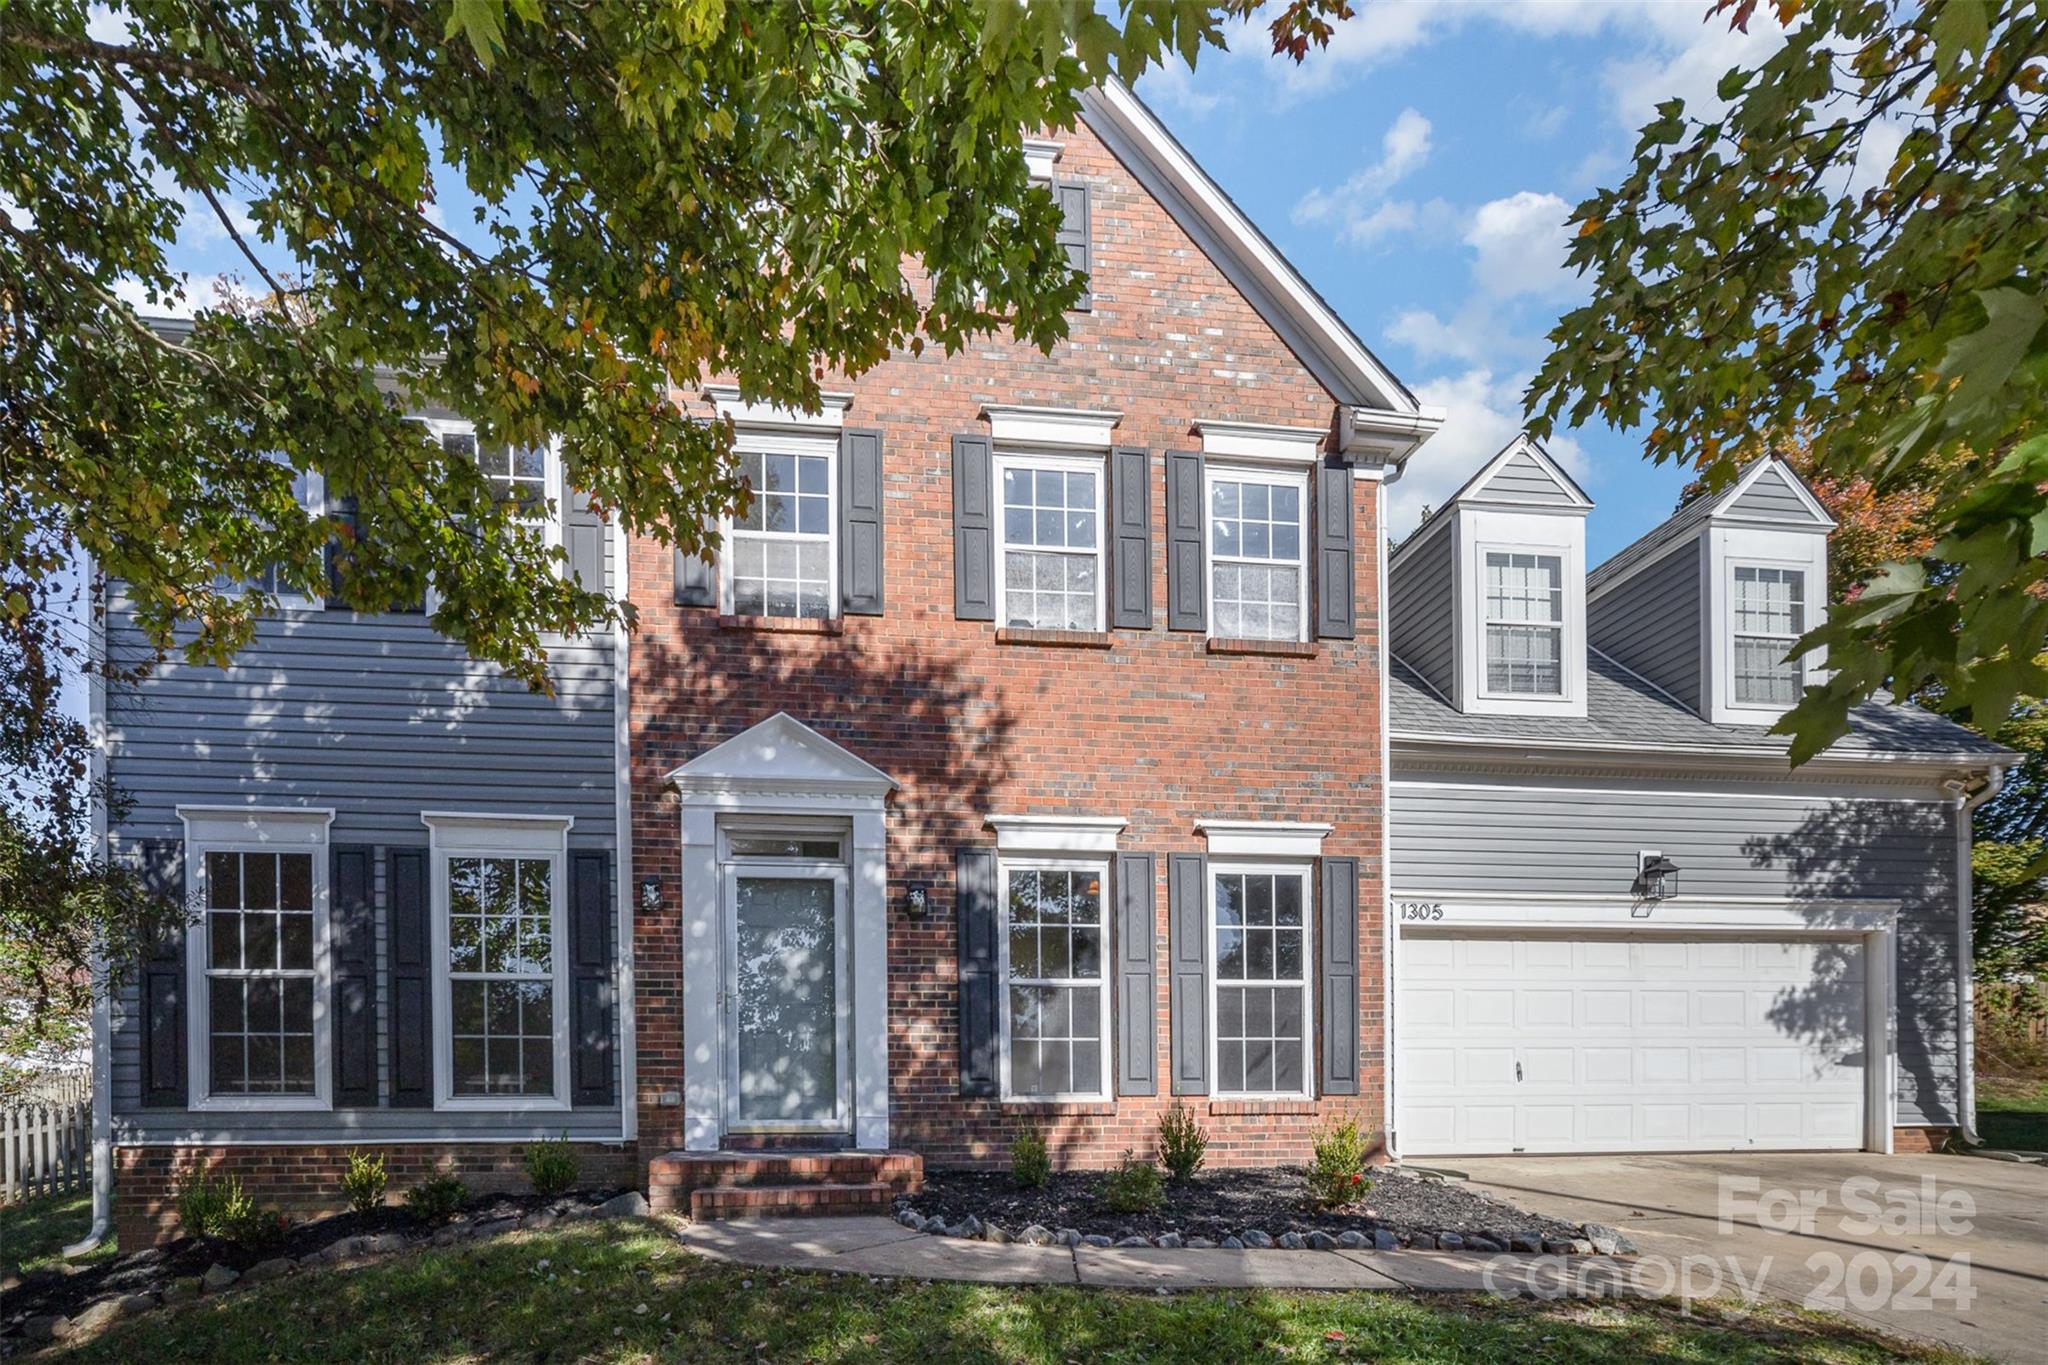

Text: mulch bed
xmin=907 ymin=1166 xmax=1585 ymax=1246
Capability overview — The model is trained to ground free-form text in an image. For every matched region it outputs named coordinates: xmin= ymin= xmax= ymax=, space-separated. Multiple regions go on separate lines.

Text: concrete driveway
xmin=1445 ymin=1152 xmax=2048 ymax=1363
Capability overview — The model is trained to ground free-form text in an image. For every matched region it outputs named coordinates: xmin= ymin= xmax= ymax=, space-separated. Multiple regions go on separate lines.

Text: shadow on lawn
xmin=44 ymin=1219 xmax=1954 ymax=1364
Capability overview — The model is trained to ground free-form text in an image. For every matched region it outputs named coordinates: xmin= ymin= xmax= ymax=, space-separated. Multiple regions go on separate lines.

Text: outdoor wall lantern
xmin=1635 ymin=851 xmax=1681 ymax=903
xmin=903 ymin=881 xmax=932 ymax=921
xmin=638 ymin=876 xmax=665 ymax=913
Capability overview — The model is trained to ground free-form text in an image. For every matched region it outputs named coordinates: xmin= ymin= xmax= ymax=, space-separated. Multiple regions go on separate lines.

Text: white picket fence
xmin=2 ymin=1097 xmax=91 ymax=1204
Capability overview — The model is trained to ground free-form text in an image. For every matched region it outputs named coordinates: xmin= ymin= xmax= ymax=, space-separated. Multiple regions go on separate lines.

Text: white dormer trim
xmin=705 ymin=385 xmax=854 ymax=432
xmin=1704 ymin=523 xmax=1831 ymax=727
xmin=1196 ymin=819 xmax=1333 ymax=859
xmin=981 ymin=404 xmax=1121 ymax=450
xmin=986 ymin=814 xmax=1127 ymax=855
xmin=1716 ymin=457 xmax=1838 ymax=529
xmin=1451 ymin=505 xmax=1590 ymax=719
xmin=1194 ymin=419 xmax=1326 ymax=465
xmin=1461 ymin=435 xmax=1593 ymax=511
xmin=1023 ymin=139 xmax=1063 ymax=181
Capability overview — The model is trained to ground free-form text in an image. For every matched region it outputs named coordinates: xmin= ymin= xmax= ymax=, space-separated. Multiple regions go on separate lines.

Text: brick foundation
xmin=114 ymin=1141 xmax=639 ymax=1247
xmin=1890 ymin=1126 xmax=1954 ymax=1154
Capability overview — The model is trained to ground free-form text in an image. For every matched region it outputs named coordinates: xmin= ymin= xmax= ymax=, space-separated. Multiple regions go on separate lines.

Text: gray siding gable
xmin=1589 ymin=536 xmax=1703 ymax=710
xmin=1387 ymin=519 xmax=1455 ymax=700
xmin=1728 ymin=463 xmax=1827 ymax=524
xmin=1478 ymin=447 xmax=1581 ymax=508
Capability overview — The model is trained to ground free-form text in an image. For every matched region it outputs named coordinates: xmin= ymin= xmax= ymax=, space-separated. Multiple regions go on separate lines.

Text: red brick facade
xmin=114 ymin=1141 xmax=639 ymax=1248
xmin=628 ymin=115 xmax=1388 ymax=1177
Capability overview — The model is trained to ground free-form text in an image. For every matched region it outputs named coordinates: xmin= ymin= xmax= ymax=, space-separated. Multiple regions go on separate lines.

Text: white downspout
xmin=65 ymin=564 xmax=114 ymax=1257
xmin=1376 ymin=475 xmax=1397 ymax=1161
xmin=1951 ymin=764 xmax=2007 ymax=1148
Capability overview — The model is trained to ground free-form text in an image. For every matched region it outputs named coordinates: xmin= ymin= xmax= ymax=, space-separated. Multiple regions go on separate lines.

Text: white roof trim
xmin=665 ymin=712 xmax=899 ymax=798
xmin=1080 ymin=81 xmax=1438 ymax=459
xmin=1195 ymin=819 xmax=1333 ymax=859
xmin=1195 ymin=419 xmax=1326 ymax=464
xmin=1465 ymin=435 xmax=1592 ymax=510
xmin=986 ymin=814 xmax=1126 ymax=855
xmin=1711 ymin=456 xmax=1838 ymax=530
xmin=982 ymin=403 xmax=1122 ymax=450
xmin=705 ymin=384 xmax=854 ymax=432
xmin=1023 ymin=138 xmax=1062 ymax=181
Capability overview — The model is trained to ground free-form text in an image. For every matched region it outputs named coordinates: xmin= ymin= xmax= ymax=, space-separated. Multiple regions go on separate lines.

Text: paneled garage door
xmin=1397 ymin=932 xmax=1868 ymax=1155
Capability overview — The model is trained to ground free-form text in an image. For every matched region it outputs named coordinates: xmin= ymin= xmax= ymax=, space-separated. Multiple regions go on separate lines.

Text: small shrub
xmin=340 ymin=1149 xmax=388 ymax=1215
xmin=220 ymin=1200 xmax=289 ymax=1251
xmin=175 ymin=1171 xmax=247 ymax=1240
xmin=1157 ymin=1103 xmax=1208 ymax=1181
xmin=403 ymin=1175 xmax=469 ymax=1224
xmin=1305 ymin=1116 xmax=1374 ymax=1209
xmin=1100 ymin=1150 xmax=1164 ymax=1213
xmin=1009 ymin=1128 xmax=1051 ymax=1189
xmin=524 ymin=1136 xmax=579 ymax=1197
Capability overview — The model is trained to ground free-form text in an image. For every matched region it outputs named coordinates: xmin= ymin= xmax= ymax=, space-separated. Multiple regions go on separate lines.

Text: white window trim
xmin=987 ymin=814 xmax=1127 ymax=856
xmin=718 ymin=428 xmax=840 ymax=620
xmin=1203 ymin=462 xmax=1311 ymax=644
xmin=997 ymin=853 xmax=1113 ymax=1103
xmin=991 ymin=448 xmax=1107 ymax=633
xmin=1196 ymin=819 xmax=1331 ymax=859
xmin=421 ymin=811 xmax=575 ymax=1113
xmin=705 ymin=384 xmax=852 ymax=431
xmin=1206 ymin=860 xmax=1315 ymax=1101
xmin=263 ymin=457 xmax=327 ymax=611
xmin=1727 ymin=559 xmax=1810 ymax=710
xmin=177 ymin=805 xmax=336 ymax=1113
xmin=1022 ymin=139 xmax=1063 ymax=181
xmin=1193 ymin=420 xmax=1326 ymax=465
xmin=414 ymin=418 xmax=565 ymax=616
xmin=1476 ymin=543 xmax=1569 ymax=702
xmin=981 ymin=404 xmax=1120 ymax=451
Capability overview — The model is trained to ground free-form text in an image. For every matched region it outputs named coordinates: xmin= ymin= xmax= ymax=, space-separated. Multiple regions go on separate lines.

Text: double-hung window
xmin=432 ymin=425 xmax=557 ymax=544
xmin=726 ymin=445 xmax=835 ymax=619
xmin=1482 ymin=551 xmax=1565 ymax=696
xmin=1208 ymin=468 xmax=1307 ymax=642
xmin=1732 ymin=565 xmax=1806 ymax=705
xmin=426 ymin=815 xmax=571 ymax=1108
xmin=1210 ymin=866 xmax=1310 ymax=1097
xmin=996 ymin=454 xmax=1102 ymax=631
xmin=1000 ymin=861 xmax=1109 ymax=1099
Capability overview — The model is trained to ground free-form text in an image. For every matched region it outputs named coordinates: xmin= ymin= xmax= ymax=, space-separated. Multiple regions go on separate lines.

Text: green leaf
xmin=1941 ymin=286 xmax=2045 ymax=414
xmin=444 ymin=0 xmax=508 ymax=67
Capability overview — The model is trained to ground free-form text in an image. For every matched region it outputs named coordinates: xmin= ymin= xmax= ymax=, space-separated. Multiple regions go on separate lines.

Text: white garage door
xmin=1397 ymin=933 xmax=1868 ymax=1156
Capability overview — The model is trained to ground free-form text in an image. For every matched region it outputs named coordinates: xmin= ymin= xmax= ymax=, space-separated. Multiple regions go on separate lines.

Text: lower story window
xmin=1002 ymin=863 xmax=1108 ymax=1099
xmin=204 ymin=850 xmax=317 ymax=1097
xmin=447 ymin=855 xmax=558 ymax=1098
xmin=1212 ymin=867 xmax=1310 ymax=1096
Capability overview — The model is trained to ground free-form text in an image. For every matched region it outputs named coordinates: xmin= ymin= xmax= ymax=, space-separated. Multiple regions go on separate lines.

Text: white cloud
xmin=1137 ymin=55 xmax=1222 ymax=119
xmin=1389 ymin=367 xmax=1589 ymax=533
xmin=1519 ymin=101 xmax=1569 ymax=141
xmin=1291 ymin=108 xmax=1440 ymax=247
xmin=1464 ymin=190 xmax=1579 ymax=301
xmin=1601 ymin=5 xmax=1788 ymax=131
xmin=112 ymin=273 xmax=228 ymax=319
xmin=1385 ymin=307 xmax=1489 ymax=366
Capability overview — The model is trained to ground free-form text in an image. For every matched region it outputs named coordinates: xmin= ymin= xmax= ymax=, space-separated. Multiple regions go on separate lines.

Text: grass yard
xmin=0 ymin=1190 xmax=112 ymax=1280
xmin=42 ymin=1218 xmax=1972 ymax=1364
xmin=1977 ymin=1079 xmax=2048 ymax=1152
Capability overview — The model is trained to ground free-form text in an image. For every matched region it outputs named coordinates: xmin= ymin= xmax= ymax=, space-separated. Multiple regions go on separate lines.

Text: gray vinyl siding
xmin=1388 ymin=523 xmax=1455 ymax=698
xmin=1484 ymin=449 xmax=1576 ymax=506
xmin=1729 ymin=466 xmax=1820 ymax=522
xmin=1389 ymin=772 xmax=1963 ymax=1128
xmin=104 ymin=533 xmax=625 ymax=1142
xmin=1589 ymin=537 xmax=1703 ymax=710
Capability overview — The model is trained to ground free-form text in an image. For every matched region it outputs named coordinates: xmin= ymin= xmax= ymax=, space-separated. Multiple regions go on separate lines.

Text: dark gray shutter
xmin=567 ymin=487 xmax=606 ymax=593
xmin=952 ymin=434 xmax=995 ymax=621
xmin=386 ymin=846 xmax=433 ymax=1108
xmin=138 ymin=838 xmax=187 ymax=1108
xmin=956 ymin=847 xmax=1000 ymax=1096
xmin=1319 ymin=857 xmax=1360 ymax=1096
xmin=325 ymin=495 xmax=359 ymax=610
xmin=1108 ymin=447 xmax=1153 ymax=630
xmin=570 ymin=850 xmax=615 ymax=1106
xmin=839 ymin=427 xmax=885 ymax=616
xmin=1054 ymin=180 xmax=1092 ymax=309
xmin=1165 ymin=450 xmax=1206 ymax=632
xmin=1115 ymin=852 xmax=1157 ymax=1096
xmin=331 ymin=844 xmax=377 ymax=1107
xmin=1315 ymin=459 xmax=1356 ymax=640
xmin=1168 ymin=852 xmax=1209 ymax=1095
xmin=673 ymin=540 xmax=716 ymax=607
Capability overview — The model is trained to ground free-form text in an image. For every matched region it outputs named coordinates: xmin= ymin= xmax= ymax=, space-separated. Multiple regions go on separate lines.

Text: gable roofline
xmin=1588 ymin=455 xmax=1836 ymax=599
xmin=1387 ymin=433 xmax=1585 ymax=574
xmin=1718 ymin=455 xmax=1838 ymax=530
xmin=1079 ymin=80 xmax=1442 ymax=468
xmin=664 ymin=711 xmax=900 ymax=796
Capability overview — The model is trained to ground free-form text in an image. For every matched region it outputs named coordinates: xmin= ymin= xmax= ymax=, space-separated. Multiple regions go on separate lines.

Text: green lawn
xmin=44 ymin=1218 xmax=1971 ymax=1364
xmin=1978 ymin=1080 xmax=2048 ymax=1152
xmin=0 ymin=1190 xmax=113 ymax=1279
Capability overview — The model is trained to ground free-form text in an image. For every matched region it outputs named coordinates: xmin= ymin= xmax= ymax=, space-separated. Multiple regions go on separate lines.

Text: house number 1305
xmin=1398 ymin=902 xmax=1444 ymax=921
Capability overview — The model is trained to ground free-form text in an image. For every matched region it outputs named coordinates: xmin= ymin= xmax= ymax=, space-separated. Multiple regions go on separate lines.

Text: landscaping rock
xmin=70 ymin=1298 xmax=125 ymax=1335
xmin=1019 ymin=1224 xmax=1054 ymax=1246
xmin=1409 ymin=1233 xmax=1436 ymax=1250
xmin=1220 ymin=1236 xmax=1244 ymax=1250
xmin=525 ymin=1213 xmax=558 ymax=1232
xmin=1543 ymin=1240 xmax=1573 ymax=1256
xmin=1114 ymin=1235 xmax=1151 ymax=1248
xmin=1305 ymin=1232 xmax=1339 ymax=1251
xmin=472 ymin=1217 xmax=520 ymax=1239
xmin=1373 ymin=1229 xmax=1400 ymax=1251
xmin=1056 ymin=1228 xmax=1082 ymax=1248
xmin=1570 ymin=1239 xmax=1593 ymax=1256
xmin=1277 ymin=1232 xmax=1307 ymax=1250
xmin=161 ymin=1277 xmax=201 ymax=1305
xmin=118 ymin=1292 xmax=160 ymax=1316
xmin=242 ymin=1257 xmax=294 ymax=1285
xmin=1081 ymin=1234 xmax=1113 ymax=1248
xmin=1336 ymin=1229 xmax=1369 ymax=1250
xmin=1187 ymin=1237 xmax=1215 ymax=1249
xmin=200 ymin=1263 xmax=240 ymax=1294
xmin=1154 ymin=1232 xmax=1183 ymax=1248
xmin=1581 ymin=1224 xmax=1634 ymax=1256
xmin=1435 ymin=1233 xmax=1463 ymax=1251
xmin=596 ymin=1192 xmax=650 ymax=1220
xmin=432 ymin=1227 xmax=461 ymax=1247
xmin=1511 ymin=1236 xmax=1542 ymax=1254
xmin=362 ymin=1233 xmax=411 ymax=1255
xmin=979 ymin=1223 xmax=1011 ymax=1245
xmin=896 ymin=1209 xmax=926 ymax=1231
xmin=957 ymin=1215 xmax=983 ymax=1240
xmin=1240 ymin=1230 xmax=1274 ymax=1249
xmin=1466 ymin=1235 xmax=1502 ymax=1253
xmin=21 ymin=1314 xmax=70 ymax=1343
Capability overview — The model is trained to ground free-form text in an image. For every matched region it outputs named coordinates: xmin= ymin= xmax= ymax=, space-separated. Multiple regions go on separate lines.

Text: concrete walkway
xmin=677 ymin=1215 xmax=1602 ymax=1294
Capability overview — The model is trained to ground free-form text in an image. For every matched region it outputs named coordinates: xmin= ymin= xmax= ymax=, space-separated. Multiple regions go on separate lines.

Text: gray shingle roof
xmin=1389 ymin=651 xmax=2010 ymax=762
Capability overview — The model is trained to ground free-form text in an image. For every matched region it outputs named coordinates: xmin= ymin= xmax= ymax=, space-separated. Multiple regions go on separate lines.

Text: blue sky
xmin=1134 ymin=0 xmax=1790 ymax=559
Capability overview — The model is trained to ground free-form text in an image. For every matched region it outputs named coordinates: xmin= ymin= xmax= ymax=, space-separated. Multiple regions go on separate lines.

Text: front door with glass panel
xmin=723 ymin=861 xmax=850 ymax=1132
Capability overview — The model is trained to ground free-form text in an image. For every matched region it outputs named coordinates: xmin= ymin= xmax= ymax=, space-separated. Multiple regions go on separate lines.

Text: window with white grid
xmin=998 ymin=457 xmax=1102 ymax=631
xmin=728 ymin=448 xmax=834 ymax=619
xmin=202 ymin=850 xmax=318 ymax=1098
xmin=446 ymin=855 xmax=559 ymax=1098
xmin=1732 ymin=564 xmax=1806 ymax=705
xmin=1001 ymin=863 xmax=1108 ymax=1099
xmin=1483 ymin=551 xmax=1564 ymax=695
xmin=1210 ymin=868 xmax=1310 ymax=1097
xmin=1208 ymin=471 xmax=1306 ymax=641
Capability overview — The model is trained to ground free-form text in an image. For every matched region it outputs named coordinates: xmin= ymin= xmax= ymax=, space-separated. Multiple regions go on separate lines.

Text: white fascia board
xmin=1710 ymin=456 xmax=1839 ymax=531
xmin=1196 ymin=819 xmax=1333 ymax=858
xmin=1337 ymin=405 xmax=1445 ymax=473
xmin=982 ymin=404 xmax=1122 ymax=450
xmin=1023 ymin=138 xmax=1062 ymax=180
xmin=1194 ymin=419 xmax=1327 ymax=464
xmin=176 ymin=805 xmax=336 ymax=845
xmin=986 ymin=814 xmax=1127 ymax=855
xmin=705 ymin=384 xmax=853 ymax=431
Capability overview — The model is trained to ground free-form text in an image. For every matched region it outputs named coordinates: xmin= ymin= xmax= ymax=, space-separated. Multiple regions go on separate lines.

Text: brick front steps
xmin=648 ymin=1150 xmax=923 ymax=1220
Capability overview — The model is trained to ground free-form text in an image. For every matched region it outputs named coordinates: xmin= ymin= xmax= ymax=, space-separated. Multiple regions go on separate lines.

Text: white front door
xmin=723 ymin=865 xmax=851 ymax=1133
xmin=1398 ymin=931 xmax=1869 ymax=1155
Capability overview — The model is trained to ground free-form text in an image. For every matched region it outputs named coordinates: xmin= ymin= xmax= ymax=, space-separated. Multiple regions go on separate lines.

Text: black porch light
xmin=1636 ymin=853 xmax=1681 ymax=901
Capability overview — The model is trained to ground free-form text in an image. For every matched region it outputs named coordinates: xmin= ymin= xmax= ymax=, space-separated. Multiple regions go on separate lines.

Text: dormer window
xmin=1731 ymin=564 xmax=1806 ymax=705
xmin=1482 ymin=551 xmax=1564 ymax=696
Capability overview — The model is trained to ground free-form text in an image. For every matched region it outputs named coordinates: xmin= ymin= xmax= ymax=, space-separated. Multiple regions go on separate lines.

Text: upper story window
xmin=1732 ymin=564 xmax=1806 ymax=705
xmin=1208 ymin=468 xmax=1307 ymax=642
xmin=997 ymin=453 xmax=1102 ymax=631
xmin=1482 ymin=551 xmax=1565 ymax=696
xmin=726 ymin=447 xmax=835 ymax=620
